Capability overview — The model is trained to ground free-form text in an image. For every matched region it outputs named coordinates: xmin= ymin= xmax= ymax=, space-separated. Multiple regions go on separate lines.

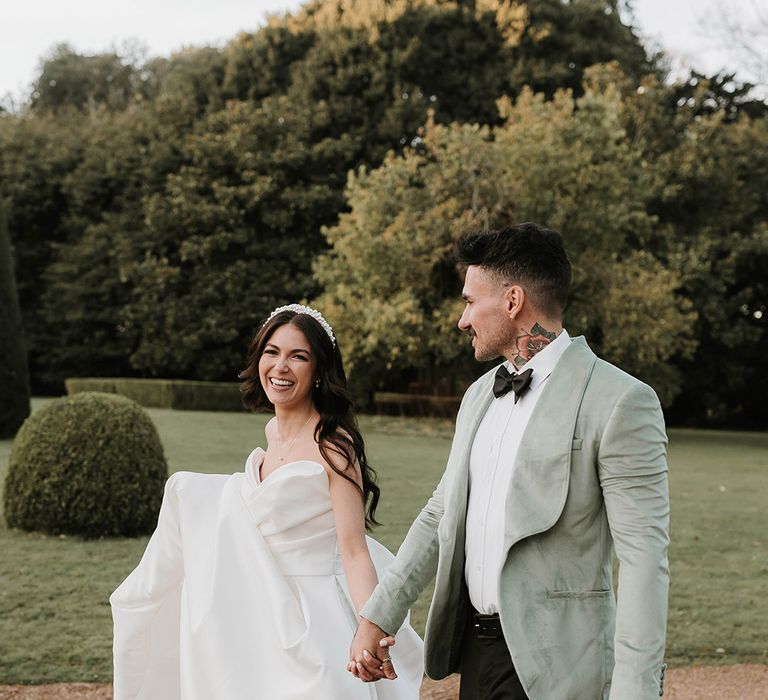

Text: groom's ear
xmin=504 ymin=284 xmax=525 ymax=320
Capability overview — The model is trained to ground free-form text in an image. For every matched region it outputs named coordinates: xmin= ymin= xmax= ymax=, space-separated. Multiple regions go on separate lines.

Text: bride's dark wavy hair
xmin=238 ymin=309 xmax=380 ymax=528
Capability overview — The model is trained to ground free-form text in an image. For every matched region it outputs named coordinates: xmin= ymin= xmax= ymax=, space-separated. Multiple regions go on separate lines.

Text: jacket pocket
xmin=571 ymin=437 xmax=582 ymax=451
xmin=547 ymin=589 xmax=612 ymax=599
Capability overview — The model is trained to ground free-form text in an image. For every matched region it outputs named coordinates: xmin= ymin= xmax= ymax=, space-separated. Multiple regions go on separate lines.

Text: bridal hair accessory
xmin=265 ymin=304 xmax=336 ymax=346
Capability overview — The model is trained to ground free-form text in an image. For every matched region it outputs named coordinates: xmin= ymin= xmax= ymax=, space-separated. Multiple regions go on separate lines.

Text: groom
xmin=349 ymin=223 xmax=670 ymax=699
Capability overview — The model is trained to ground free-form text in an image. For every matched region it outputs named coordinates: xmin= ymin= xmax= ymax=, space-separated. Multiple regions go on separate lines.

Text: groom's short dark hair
xmin=455 ymin=223 xmax=572 ymax=317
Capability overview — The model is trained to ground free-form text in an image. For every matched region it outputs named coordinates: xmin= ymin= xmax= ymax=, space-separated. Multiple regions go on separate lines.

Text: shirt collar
xmin=503 ymin=328 xmax=570 ymax=392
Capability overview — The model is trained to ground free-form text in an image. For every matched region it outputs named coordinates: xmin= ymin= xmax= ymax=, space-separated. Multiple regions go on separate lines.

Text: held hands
xmin=348 ymin=617 xmax=397 ymax=682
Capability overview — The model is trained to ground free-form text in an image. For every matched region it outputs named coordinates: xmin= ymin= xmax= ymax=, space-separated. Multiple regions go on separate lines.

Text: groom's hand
xmin=348 ymin=616 xmax=397 ymax=682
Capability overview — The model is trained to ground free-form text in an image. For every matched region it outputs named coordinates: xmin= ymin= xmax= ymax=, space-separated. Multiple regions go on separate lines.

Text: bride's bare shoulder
xmin=264 ymin=416 xmax=278 ymax=443
xmin=318 ymin=433 xmax=362 ymax=485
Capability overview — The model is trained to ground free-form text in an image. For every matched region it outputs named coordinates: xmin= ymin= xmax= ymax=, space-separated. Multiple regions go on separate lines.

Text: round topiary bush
xmin=3 ymin=392 xmax=168 ymax=537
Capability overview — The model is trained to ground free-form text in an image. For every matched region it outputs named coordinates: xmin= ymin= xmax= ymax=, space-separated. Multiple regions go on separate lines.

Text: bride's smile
xmin=258 ymin=323 xmax=317 ymax=406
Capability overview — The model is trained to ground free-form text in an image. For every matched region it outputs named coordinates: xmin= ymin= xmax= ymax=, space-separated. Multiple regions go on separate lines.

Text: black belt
xmin=471 ymin=608 xmax=504 ymax=639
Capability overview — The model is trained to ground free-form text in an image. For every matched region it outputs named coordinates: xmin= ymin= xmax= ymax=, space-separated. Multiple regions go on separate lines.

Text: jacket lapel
xmin=503 ymin=337 xmax=597 ymax=551
xmin=439 ymin=377 xmax=494 ymax=540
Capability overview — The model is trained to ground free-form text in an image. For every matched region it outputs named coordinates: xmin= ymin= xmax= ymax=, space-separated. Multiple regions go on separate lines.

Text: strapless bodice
xmin=240 ymin=448 xmax=342 ymax=576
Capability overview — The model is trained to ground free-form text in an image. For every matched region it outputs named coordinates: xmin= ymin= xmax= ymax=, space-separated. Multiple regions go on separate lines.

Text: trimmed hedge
xmin=3 ymin=392 xmax=167 ymax=537
xmin=65 ymin=380 xmax=460 ymax=417
xmin=373 ymin=392 xmax=461 ymax=418
xmin=66 ymin=377 xmax=245 ymax=412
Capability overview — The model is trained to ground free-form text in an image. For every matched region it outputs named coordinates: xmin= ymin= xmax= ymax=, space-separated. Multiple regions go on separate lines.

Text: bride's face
xmin=259 ymin=323 xmax=318 ymax=409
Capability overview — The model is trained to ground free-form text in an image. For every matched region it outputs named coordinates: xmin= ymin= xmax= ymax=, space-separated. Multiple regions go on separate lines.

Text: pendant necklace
xmin=277 ymin=413 xmax=314 ymax=462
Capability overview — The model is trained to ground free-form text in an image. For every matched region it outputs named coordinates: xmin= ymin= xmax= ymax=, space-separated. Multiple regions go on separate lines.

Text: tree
xmin=34 ymin=97 xmax=197 ymax=386
xmin=144 ymin=47 xmax=229 ymax=117
xmin=315 ymin=72 xmax=697 ymax=404
xmin=222 ymin=26 xmax=316 ymax=102
xmin=30 ymin=44 xmax=137 ymax=113
xmin=0 ymin=110 xmax=87 ymax=389
xmin=37 ymin=216 xmax=138 ymax=384
xmin=121 ymin=96 xmax=356 ymax=379
xmin=649 ymin=108 xmax=768 ymax=427
xmin=667 ymin=71 xmax=768 ymax=122
xmin=505 ymin=0 xmax=657 ymax=98
xmin=3 ymin=0 xmax=660 ymax=390
xmin=558 ymin=64 xmax=768 ymax=426
xmin=0 ymin=200 xmax=30 ymax=438
xmin=10 ymin=0 xmax=765 ymax=427
xmin=236 ymin=0 xmax=655 ymax=149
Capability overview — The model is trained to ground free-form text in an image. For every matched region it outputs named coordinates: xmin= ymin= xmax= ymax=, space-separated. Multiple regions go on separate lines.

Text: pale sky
xmin=1 ymin=0 xmax=764 ymax=105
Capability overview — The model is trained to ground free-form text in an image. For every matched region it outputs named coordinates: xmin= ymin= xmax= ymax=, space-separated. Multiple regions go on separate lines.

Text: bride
xmin=110 ymin=304 xmax=423 ymax=699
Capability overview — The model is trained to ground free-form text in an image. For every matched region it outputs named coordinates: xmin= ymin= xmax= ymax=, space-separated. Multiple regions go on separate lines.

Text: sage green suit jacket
xmin=361 ymin=337 xmax=670 ymax=699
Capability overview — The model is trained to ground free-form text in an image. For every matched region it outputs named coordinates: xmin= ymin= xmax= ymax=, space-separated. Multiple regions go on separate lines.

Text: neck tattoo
xmin=277 ymin=414 xmax=314 ymax=462
xmin=512 ymin=322 xmax=557 ymax=370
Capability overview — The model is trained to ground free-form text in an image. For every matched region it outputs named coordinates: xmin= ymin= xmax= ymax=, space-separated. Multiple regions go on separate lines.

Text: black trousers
xmin=458 ymin=607 xmax=528 ymax=700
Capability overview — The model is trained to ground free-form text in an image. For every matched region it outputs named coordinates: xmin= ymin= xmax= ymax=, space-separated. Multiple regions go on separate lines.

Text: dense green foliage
xmin=3 ymin=393 xmax=167 ymax=537
xmin=0 ymin=0 xmax=765 ymax=425
xmin=317 ymin=65 xmax=768 ymax=418
xmin=0 ymin=201 xmax=30 ymax=437
xmin=316 ymin=71 xmax=702 ymax=403
xmin=1 ymin=404 xmax=767 ymax=681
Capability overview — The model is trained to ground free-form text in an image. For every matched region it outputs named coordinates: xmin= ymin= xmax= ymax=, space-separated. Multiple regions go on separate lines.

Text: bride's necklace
xmin=276 ymin=413 xmax=314 ymax=462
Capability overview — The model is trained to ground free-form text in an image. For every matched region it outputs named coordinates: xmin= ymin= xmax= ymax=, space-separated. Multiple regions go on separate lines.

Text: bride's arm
xmin=325 ymin=452 xmax=378 ymax=614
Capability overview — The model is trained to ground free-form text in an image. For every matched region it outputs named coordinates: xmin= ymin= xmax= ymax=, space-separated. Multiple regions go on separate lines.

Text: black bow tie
xmin=493 ymin=366 xmax=533 ymax=401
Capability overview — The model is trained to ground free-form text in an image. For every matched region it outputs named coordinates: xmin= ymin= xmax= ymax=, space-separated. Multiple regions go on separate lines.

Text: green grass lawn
xmin=0 ymin=401 xmax=766 ymax=682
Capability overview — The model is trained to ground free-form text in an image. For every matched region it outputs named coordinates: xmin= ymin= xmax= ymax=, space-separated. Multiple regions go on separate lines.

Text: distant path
xmin=1 ymin=665 xmax=767 ymax=699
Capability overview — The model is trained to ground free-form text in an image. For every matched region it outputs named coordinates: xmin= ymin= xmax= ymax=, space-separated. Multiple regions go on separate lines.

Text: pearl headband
xmin=265 ymin=304 xmax=336 ymax=346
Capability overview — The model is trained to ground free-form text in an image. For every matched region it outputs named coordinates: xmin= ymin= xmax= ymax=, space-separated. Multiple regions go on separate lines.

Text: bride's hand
xmin=348 ymin=617 xmax=397 ymax=682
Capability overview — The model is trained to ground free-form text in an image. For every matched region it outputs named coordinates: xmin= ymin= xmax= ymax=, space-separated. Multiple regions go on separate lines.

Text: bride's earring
xmin=314 ymin=378 xmax=321 ymax=388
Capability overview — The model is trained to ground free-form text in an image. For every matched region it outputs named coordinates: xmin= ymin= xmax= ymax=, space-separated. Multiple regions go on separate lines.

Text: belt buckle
xmin=474 ymin=613 xmax=501 ymax=639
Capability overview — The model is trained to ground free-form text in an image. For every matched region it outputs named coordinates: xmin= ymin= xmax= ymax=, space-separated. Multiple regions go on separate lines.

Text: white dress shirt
xmin=464 ymin=329 xmax=571 ymax=613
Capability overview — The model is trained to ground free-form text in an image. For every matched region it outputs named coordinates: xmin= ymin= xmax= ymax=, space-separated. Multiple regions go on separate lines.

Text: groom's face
xmin=458 ymin=265 xmax=512 ymax=362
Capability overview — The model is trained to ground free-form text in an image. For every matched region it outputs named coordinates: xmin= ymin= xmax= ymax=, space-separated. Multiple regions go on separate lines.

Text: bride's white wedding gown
xmin=111 ymin=447 xmax=424 ymax=699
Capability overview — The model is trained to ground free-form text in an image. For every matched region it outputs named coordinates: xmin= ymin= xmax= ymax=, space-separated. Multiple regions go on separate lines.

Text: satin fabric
xmin=111 ymin=448 xmax=424 ymax=699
